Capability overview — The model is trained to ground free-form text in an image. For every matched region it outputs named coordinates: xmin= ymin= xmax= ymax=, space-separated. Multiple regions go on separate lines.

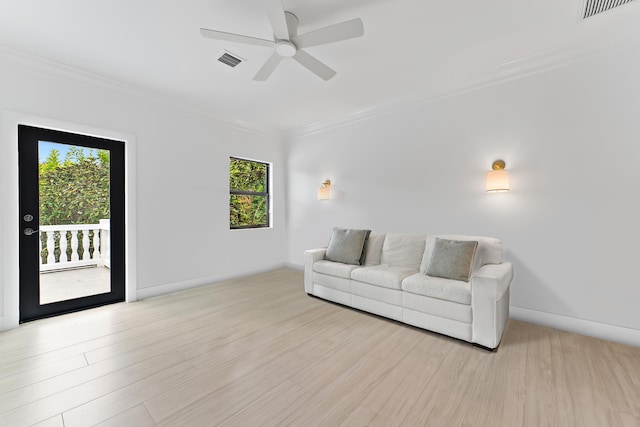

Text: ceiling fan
xmin=200 ymin=0 xmax=364 ymax=81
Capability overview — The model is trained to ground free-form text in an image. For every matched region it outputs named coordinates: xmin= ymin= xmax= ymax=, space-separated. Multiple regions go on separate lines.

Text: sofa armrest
xmin=471 ymin=262 xmax=513 ymax=300
xmin=303 ymin=248 xmax=327 ymax=294
xmin=471 ymin=262 xmax=513 ymax=348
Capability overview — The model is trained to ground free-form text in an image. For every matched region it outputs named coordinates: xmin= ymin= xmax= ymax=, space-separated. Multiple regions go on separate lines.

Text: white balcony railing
xmin=39 ymin=219 xmax=110 ymax=272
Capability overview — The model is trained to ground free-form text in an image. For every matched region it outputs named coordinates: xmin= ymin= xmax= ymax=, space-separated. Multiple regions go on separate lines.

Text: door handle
xmin=24 ymin=228 xmax=39 ymax=236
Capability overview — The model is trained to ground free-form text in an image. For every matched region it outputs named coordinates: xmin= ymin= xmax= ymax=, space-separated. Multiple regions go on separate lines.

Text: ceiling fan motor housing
xmin=275 ymin=40 xmax=296 ymax=57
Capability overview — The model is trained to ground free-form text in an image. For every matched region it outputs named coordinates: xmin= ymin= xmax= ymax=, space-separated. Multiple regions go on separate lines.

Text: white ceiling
xmin=1 ymin=0 xmax=639 ymax=132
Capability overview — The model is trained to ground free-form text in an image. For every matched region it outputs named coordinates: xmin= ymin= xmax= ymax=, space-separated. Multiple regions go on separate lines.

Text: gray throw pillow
xmin=325 ymin=228 xmax=371 ymax=265
xmin=426 ymin=238 xmax=478 ymax=282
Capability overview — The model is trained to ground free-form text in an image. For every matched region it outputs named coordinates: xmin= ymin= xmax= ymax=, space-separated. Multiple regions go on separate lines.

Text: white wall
xmin=2 ymin=40 xmax=639 ymax=347
xmin=0 ymin=48 xmax=286 ymax=329
xmin=286 ymin=44 xmax=640 ymax=345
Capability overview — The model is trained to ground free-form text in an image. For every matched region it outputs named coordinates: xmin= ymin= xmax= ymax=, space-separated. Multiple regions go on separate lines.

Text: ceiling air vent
xmin=582 ymin=0 xmax=636 ymax=19
xmin=218 ymin=52 xmax=242 ymax=67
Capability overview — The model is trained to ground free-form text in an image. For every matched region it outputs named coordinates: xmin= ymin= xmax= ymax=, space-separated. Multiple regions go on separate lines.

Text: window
xmin=229 ymin=157 xmax=270 ymax=229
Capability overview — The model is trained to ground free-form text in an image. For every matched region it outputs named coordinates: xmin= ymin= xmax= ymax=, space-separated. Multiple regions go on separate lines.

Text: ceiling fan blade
xmin=200 ymin=28 xmax=273 ymax=47
xmin=253 ymin=53 xmax=283 ymax=81
xmin=293 ymin=49 xmax=336 ymax=81
xmin=265 ymin=0 xmax=290 ymax=40
xmin=292 ymin=18 xmax=364 ymax=48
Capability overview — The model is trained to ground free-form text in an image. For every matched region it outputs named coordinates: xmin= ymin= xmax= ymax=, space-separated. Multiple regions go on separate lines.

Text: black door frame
xmin=18 ymin=125 xmax=126 ymax=322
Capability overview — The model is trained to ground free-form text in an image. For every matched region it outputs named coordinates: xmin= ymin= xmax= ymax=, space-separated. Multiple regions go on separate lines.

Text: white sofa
xmin=303 ymin=232 xmax=513 ymax=349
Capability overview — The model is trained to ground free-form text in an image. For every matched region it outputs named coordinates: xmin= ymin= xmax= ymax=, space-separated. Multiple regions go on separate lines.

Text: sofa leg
xmin=472 ymin=343 xmax=495 ymax=352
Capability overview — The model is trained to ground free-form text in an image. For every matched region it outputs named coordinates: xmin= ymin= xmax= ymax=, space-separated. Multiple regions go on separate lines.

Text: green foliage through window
xmin=230 ymin=157 xmax=269 ymax=229
xmin=39 ymin=146 xmax=110 ymax=225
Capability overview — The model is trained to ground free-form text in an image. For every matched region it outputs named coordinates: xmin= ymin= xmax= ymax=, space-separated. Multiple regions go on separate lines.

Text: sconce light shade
xmin=318 ymin=179 xmax=331 ymax=200
xmin=486 ymin=160 xmax=510 ymax=192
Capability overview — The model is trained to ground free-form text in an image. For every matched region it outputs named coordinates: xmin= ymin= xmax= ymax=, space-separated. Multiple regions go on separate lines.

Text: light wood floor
xmin=1 ymin=269 xmax=639 ymax=427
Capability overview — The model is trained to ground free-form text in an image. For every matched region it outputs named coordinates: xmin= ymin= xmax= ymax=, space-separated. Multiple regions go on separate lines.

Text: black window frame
xmin=229 ymin=156 xmax=271 ymax=230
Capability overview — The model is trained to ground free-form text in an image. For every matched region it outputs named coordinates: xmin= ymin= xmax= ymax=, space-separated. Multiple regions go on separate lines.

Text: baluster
xmin=39 ymin=231 xmax=44 ymax=266
xmin=59 ymin=230 xmax=69 ymax=263
xmin=70 ymin=230 xmax=80 ymax=261
xmin=92 ymin=229 xmax=100 ymax=260
xmin=46 ymin=231 xmax=56 ymax=265
xmin=82 ymin=229 xmax=90 ymax=261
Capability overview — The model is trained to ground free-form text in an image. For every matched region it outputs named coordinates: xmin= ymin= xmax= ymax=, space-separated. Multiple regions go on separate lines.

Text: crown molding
xmin=3 ymin=16 xmax=639 ymax=142
xmin=0 ymin=44 xmax=283 ymax=139
xmin=290 ymin=23 xmax=640 ymax=139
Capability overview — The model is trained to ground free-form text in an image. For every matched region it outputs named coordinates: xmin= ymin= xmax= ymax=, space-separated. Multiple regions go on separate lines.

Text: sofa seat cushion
xmin=313 ymin=272 xmax=350 ymax=293
xmin=401 ymin=273 xmax=471 ymax=305
xmin=313 ymin=260 xmax=360 ymax=279
xmin=352 ymin=281 xmax=403 ymax=306
xmin=402 ymin=292 xmax=472 ymax=323
xmin=351 ymin=265 xmax=418 ymax=290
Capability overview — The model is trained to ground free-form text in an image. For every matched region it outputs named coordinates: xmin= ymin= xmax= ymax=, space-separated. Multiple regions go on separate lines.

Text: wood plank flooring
xmin=1 ymin=268 xmax=639 ymax=426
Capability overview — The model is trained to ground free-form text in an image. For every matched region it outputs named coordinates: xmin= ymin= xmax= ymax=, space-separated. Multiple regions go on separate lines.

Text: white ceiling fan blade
xmin=253 ymin=53 xmax=283 ymax=81
xmin=293 ymin=49 xmax=336 ymax=81
xmin=265 ymin=0 xmax=289 ymax=40
xmin=292 ymin=18 xmax=364 ymax=48
xmin=200 ymin=28 xmax=273 ymax=47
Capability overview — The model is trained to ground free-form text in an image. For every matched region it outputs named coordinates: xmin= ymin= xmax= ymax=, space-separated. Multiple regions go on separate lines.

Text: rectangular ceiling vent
xmin=582 ymin=0 xmax=636 ymax=19
xmin=218 ymin=52 xmax=242 ymax=67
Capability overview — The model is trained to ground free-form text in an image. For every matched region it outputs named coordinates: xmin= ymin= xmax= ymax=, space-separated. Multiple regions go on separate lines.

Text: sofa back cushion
xmin=363 ymin=232 xmax=386 ymax=266
xmin=380 ymin=233 xmax=426 ymax=269
xmin=420 ymin=235 xmax=503 ymax=274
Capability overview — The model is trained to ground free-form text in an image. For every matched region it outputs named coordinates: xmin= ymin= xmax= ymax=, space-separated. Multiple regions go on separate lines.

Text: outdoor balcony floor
xmin=39 ymin=266 xmax=110 ymax=305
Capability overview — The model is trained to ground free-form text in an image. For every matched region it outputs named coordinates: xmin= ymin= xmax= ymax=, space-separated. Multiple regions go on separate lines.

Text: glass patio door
xmin=18 ymin=125 xmax=125 ymax=322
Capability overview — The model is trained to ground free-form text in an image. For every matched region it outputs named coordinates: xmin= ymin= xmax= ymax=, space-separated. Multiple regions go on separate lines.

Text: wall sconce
xmin=486 ymin=160 xmax=510 ymax=192
xmin=318 ymin=179 xmax=331 ymax=200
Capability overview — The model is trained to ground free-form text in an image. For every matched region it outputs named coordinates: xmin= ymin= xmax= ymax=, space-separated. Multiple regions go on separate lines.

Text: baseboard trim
xmin=510 ymin=306 xmax=640 ymax=348
xmin=136 ymin=264 xmax=288 ymax=300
